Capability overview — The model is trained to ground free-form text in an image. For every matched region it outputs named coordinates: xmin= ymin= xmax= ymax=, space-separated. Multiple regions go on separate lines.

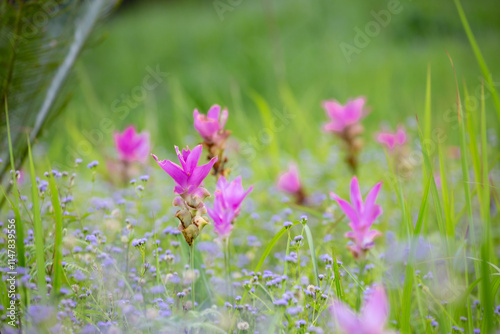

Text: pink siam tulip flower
xmin=331 ymin=286 xmax=394 ymax=334
xmin=322 ymin=97 xmax=366 ymax=133
xmin=207 ymin=176 xmax=253 ymax=239
xmin=208 ymin=192 xmax=236 ymax=238
xmin=322 ymin=97 xmax=367 ymax=173
xmin=193 ymin=105 xmax=231 ymax=178
xmin=330 ymin=176 xmax=383 ymax=258
xmin=376 ymin=126 xmax=407 ymax=150
xmin=152 ymin=145 xmax=217 ymax=196
xmin=215 ymin=176 xmax=254 ymax=215
xmin=152 ymin=144 xmax=217 ymax=246
xmin=277 ymin=164 xmax=306 ymax=204
xmin=114 ymin=126 xmax=150 ymax=163
xmin=193 ymin=105 xmax=229 ymax=144
xmin=434 ymin=174 xmax=442 ymax=189
xmin=277 ymin=164 xmax=301 ymax=194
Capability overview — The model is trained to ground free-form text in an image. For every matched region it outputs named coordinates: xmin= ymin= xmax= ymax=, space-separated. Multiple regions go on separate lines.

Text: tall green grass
xmin=48 ymin=167 xmax=64 ymax=297
xmin=27 ymin=137 xmax=47 ymax=301
xmin=454 ymin=0 xmax=500 ymax=127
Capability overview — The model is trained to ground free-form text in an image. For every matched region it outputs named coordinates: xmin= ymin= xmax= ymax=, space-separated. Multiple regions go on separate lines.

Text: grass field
xmin=44 ymin=0 xmax=500 ymax=171
xmin=1 ymin=0 xmax=500 ymax=333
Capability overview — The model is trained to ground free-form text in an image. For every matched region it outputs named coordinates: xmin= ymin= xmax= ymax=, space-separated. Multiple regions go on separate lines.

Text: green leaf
xmin=331 ymin=249 xmax=345 ymax=302
xmin=0 ymin=0 xmax=119 ymax=187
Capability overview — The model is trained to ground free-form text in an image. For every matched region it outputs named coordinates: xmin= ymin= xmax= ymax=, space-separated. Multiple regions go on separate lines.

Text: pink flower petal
xmin=185 ymin=145 xmax=202 ymax=175
xmin=322 ymin=100 xmax=344 ymax=119
xmin=331 ymin=301 xmax=360 ymax=333
xmin=350 ymin=176 xmax=363 ymax=213
xmin=189 ymin=156 xmax=217 ymax=189
xmin=219 ymin=108 xmax=229 ymax=128
xmin=193 ymin=108 xmax=220 ymax=141
xmin=363 ymin=182 xmax=382 ymax=224
xmin=323 ymin=121 xmax=344 ymax=133
xmin=152 ymin=154 xmax=187 ymax=188
xmin=377 ymin=132 xmax=396 ymax=150
xmin=277 ymin=164 xmax=301 ymax=193
xmin=361 ymin=287 xmax=389 ymax=331
xmin=207 ymin=105 xmax=221 ymax=120
xmin=362 ymin=229 xmax=382 ymax=249
xmin=344 ymin=97 xmax=365 ymax=124
xmin=174 ymin=146 xmax=187 ymax=171
xmin=330 ymin=192 xmax=360 ymax=226
xmin=396 ymin=126 xmax=407 ymax=145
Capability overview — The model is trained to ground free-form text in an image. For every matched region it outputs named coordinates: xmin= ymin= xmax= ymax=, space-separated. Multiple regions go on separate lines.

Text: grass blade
xmin=48 ymin=169 xmax=64 ymax=296
xmin=416 ymin=118 xmax=446 ymax=242
xmin=400 ymin=172 xmax=433 ymax=333
xmin=479 ymin=82 xmax=493 ymax=332
xmin=304 ymin=224 xmax=319 ymax=286
xmin=4 ymin=103 xmax=26 ymax=269
xmin=331 ymin=249 xmax=345 ymax=302
xmin=249 ymin=90 xmax=281 ymax=176
xmin=254 ymin=220 xmax=301 ymax=273
xmin=447 ymin=52 xmax=493 ymax=332
xmin=27 ymin=137 xmax=47 ymax=300
xmin=454 ymin=0 xmax=500 ymax=126
xmin=241 ymin=220 xmax=301 ymax=303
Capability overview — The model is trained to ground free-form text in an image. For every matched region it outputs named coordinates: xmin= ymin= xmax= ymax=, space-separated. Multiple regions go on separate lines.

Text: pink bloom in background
xmin=376 ymin=126 xmax=407 ymax=150
xmin=215 ymin=176 xmax=254 ymax=216
xmin=207 ymin=176 xmax=253 ymax=239
xmin=331 ymin=286 xmax=393 ymax=334
xmin=114 ymin=126 xmax=150 ymax=163
xmin=152 ymin=144 xmax=217 ymax=195
xmin=193 ymin=105 xmax=229 ymax=144
xmin=330 ymin=176 xmax=383 ymax=258
xmin=322 ymin=97 xmax=367 ymax=133
xmin=434 ymin=174 xmax=442 ymax=189
xmin=277 ymin=164 xmax=302 ymax=194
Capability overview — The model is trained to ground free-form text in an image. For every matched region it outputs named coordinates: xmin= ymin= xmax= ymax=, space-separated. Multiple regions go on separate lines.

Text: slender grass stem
xmin=282 ymin=229 xmax=291 ymax=294
xmin=224 ymin=236 xmax=232 ymax=296
xmin=190 ymin=242 xmax=195 ymax=309
xmin=355 ymin=260 xmax=366 ymax=312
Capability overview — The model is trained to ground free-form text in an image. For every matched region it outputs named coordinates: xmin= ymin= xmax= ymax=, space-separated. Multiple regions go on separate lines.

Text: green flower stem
xmin=190 ymin=242 xmax=195 ymax=309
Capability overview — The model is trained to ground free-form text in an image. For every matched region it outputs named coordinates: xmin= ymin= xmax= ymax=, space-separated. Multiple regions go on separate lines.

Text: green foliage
xmin=0 ymin=0 xmax=119 ymax=188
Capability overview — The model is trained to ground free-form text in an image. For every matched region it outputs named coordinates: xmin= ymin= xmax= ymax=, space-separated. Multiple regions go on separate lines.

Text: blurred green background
xmin=44 ymin=0 xmax=500 ymax=171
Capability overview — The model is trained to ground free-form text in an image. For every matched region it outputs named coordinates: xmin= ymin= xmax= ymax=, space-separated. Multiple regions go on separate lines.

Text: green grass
xmin=48 ymin=166 xmax=64 ymax=297
xmin=37 ymin=0 xmax=500 ymax=174
xmin=27 ymin=137 xmax=47 ymax=301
